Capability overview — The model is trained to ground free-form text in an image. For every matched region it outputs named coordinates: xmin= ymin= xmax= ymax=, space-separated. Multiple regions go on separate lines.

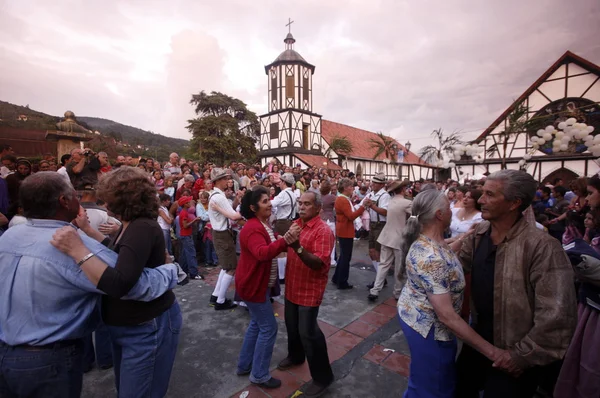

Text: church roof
xmin=474 ymin=50 xmax=600 ymax=143
xmin=264 ymin=32 xmax=315 ymax=74
xmin=273 ymin=49 xmax=308 ymax=63
xmin=321 ymin=120 xmax=430 ymax=166
xmin=295 ymin=153 xmax=342 ymax=170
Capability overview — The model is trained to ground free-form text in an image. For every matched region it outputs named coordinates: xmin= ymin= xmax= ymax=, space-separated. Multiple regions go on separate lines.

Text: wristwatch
xmin=296 ymin=246 xmax=304 ymax=254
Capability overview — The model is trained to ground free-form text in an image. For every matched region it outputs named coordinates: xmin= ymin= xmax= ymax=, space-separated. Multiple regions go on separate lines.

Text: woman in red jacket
xmin=235 ymin=186 xmax=296 ymax=389
xmin=332 ymin=178 xmax=365 ymax=289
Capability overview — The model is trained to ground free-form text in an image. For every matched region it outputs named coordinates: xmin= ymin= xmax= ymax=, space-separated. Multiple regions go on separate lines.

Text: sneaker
xmin=303 ymin=380 xmax=333 ymax=397
xmin=252 ymin=377 xmax=281 ymax=389
xmin=191 ymin=275 xmax=204 ymax=280
xmin=214 ymin=299 xmax=237 ymax=311
xmin=367 ymin=294 xmax=378 ymax=302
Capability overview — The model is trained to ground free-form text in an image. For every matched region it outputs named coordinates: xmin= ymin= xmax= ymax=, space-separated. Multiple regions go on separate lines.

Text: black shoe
xmin=252 ymin=377 xmax=281 ymax=389
xmin=303 ymin=380 xmax=333 ymax=397
xmin=270 ymin=298 xmax=274 ymax=303
xmin=214 ymin=299 xmax=237 ymax=311
xmin=384 ymin=278 xmax=388 ymax=287
xmin=338 ymin=284 xmax=354 ymax=290
xmin=177 ymin=276 xmax=189 ymax=286
xmin=367 ymin=294 xmax=378 ymax=302
xmin=236 ymin=369 xmax=251 ymax=376
xmin=367 ymin=281 xmax=375 ymax=289
xmin=279 ymin=278 xmax=285 ymax=285
xmin=99 ymin=364 xmax=113 ymax=370
xmin=277 ymin=357 xmax=304 ymax=370
xmin=209 ymin=295 xmax=218 ymax=304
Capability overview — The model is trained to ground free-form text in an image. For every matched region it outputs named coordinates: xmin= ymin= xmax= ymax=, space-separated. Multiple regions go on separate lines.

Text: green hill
xmin=0 ymin=101 xmax=190 ymax=161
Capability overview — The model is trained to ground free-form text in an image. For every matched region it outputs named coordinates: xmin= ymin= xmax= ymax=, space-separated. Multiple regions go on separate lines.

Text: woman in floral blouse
xmin=397 ymin=189 xmax=505 ymax=398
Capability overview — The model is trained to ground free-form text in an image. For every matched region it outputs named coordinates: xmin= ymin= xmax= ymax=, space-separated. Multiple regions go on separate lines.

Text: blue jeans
xmin=0 ymin=339 xmax=84 ymax=398
xmin=162 ymin=229 xmax=172 ymax=255
xmin=204 ymin=239 xmax=218 ymax=265
xmin=179 ymin=235 xmax=198 ymax=277
xmin=108 ymin=301 xmax=182 ymax=398
xmin=83 ymin=320 xmax=113 ymax=369
xmin=237 ymin=294 xmax=278 ymax=384
xmin=399 ymin=317 xmax=457 ymax=398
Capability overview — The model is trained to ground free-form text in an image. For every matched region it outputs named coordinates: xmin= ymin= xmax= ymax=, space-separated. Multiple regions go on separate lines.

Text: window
xmin=271 ymin=76 xmax=277 ymax=102
xmin=286 ymin=75 xmax=294 ymax=98
xmin=270 ymin=122 xmax=279 ymax=140
xmin=302 ymin=123 xmax=309 ymax=150
xmin=303 ymin=77 xmax=309 ymax=101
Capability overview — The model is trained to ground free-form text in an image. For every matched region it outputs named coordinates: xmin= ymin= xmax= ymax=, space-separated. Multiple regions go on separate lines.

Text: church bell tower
xmin=259 ymin=21 xmax=323 ymax=167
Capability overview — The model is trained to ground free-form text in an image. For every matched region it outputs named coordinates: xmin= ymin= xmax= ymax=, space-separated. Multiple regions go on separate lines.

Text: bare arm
xmin=71 ymin=154 xmax=88 ymax=174
xmin=0 ymin=212 xmax=8 ymax=227
xmin=428 ymin=293 xmax=502 ymax=361
xmin=159 ymin=209 xmax=173 ymax=225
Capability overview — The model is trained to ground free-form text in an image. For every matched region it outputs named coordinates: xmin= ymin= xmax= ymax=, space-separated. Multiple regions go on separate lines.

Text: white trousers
xmin=370 ymin=245 xmax=406 ymax=297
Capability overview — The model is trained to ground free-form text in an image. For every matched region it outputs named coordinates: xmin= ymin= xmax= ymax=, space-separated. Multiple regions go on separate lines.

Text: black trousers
xmin=284 ymin=299 xmax=334 ymax=385
xmin=332 ymin=237 xmax=354 ymax=288
xmin=455 ymin=344 xmax=540 ymax=398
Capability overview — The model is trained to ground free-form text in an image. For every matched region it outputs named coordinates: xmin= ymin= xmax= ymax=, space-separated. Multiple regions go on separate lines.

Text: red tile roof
xmin=295 ymin=153 xmax=342 ymax=170
xmin=0 ymin=126 xmax=57 ymax=158
xmin=321 ymin=120 xmax=429 ymax=166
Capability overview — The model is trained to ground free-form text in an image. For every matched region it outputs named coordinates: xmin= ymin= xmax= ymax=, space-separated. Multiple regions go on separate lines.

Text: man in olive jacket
xmin=456 ymin=170 xmax=576 ymax=398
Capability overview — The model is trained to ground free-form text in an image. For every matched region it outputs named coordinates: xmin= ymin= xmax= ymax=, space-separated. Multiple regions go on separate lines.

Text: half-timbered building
xmin=258 ymin=31 xmax=434 ymax=180
xmin=456 ymin=51 xmax=600 ymax=182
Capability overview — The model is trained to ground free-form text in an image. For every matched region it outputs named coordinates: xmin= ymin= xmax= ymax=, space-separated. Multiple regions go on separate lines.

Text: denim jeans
xmin=0 ymin=339 xmax=84 ymax=398
xmin=162 ymin=229 xmax=172 ymax=255
xmin=83 ymin=320 xmax=113 ymax=369
xmin=237 ymin=294 xmax=278 ymax=384
xmin=107 ymin=301 xmax=182 ymax=398
xmin=179 ymin=235 xmax=198 ymax=277
xmin=204 ymin=239 xmax=218 ymax=265
xmin=332 ymin=238 xmax=354 ymax=288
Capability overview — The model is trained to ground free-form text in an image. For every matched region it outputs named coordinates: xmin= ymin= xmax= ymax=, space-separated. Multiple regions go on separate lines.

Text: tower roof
xmin=264 ymin=32 xmax=315 ymax=74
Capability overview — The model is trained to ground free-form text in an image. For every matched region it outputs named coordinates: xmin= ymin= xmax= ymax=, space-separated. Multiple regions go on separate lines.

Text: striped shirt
xmin=285 ymin=216 xmax=334 ymax=307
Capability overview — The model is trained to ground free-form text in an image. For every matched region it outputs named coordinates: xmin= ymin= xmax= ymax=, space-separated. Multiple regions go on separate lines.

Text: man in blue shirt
xmin=0 ymin=172 xmax=178 ymax=398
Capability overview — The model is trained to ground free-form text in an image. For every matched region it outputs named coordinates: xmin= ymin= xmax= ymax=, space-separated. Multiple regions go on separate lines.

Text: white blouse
xmin=450 ymin=208 xmax=482 ymax=238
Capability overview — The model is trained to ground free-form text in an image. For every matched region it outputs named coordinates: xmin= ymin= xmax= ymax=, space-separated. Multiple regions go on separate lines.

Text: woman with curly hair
xmin=50 ymin=167 xmax=182 ymax=398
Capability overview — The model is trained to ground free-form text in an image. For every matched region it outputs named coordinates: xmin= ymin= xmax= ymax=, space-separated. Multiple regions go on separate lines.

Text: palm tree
xmin=368 ymin=132 xmax=397 ymax=162
xmin=324 ymin=134 xmax=354 ymax=166
xmin=485 ymin=101 xmax=537 ymax=169
xmin=419 ymin=128 xmax=463 ymax=164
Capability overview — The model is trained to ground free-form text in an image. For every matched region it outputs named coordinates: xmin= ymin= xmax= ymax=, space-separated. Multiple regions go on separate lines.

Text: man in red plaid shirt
xmin=277 ymin=191 xmax=335 ymax=397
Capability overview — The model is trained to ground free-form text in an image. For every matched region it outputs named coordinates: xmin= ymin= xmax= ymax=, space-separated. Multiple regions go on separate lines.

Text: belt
xmin=0 ymin=338 xmax=82 ymax=350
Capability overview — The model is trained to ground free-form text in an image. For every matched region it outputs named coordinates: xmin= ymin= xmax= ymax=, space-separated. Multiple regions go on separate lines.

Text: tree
xmin=419 ymin=128 xmax=463 ymax=165
xmin=187 ymin=91 xmax=260 ymax=165
xmin=368 ymin=132 xmax=397 ymax=162
xmin=485 ymin=101 xmax=538 ymax=169
xmin=324 ymin=134 xmax=354 ymax=166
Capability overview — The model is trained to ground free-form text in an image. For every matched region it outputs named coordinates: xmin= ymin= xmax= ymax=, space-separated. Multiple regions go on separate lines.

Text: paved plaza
xmin=82 ymin=241 xmax=411 ymax=398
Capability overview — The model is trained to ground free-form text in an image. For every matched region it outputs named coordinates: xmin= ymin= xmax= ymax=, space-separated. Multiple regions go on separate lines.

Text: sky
xmin=1 ymin=0 xmax=599 ymax=153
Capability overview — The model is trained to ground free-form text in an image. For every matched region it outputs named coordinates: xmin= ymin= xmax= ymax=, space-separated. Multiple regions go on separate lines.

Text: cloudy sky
xmin=1 ymin=0 xmax=599 ymax=152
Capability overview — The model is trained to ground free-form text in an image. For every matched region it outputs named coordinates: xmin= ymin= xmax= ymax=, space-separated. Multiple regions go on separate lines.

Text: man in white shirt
xmin=362 ymin=172 xmax=390 ymax=288
xmin=271 ymin=173 xmax=297 ymax=283
xmin=56 ymin=154 xmax=73 ymax=187
xmin=368 ymin=180 xmax=412 ymax=302
xmin=208 ymin=168 xmax=244 ymax=311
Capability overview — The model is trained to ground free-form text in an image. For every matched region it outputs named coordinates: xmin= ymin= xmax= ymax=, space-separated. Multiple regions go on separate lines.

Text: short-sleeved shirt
xmin=285 ymin=216 xmax=334 ymax=307
xmin=208 ymin=187 xmax=235 ymax=231
xmin=179 ymin=208 xmax=193 ymax=236
xmin=67 ymin=158 xmax=101 ymax=190
xmin=366 ymin=188 xmax=390 ymax=222
xmin=398 ymin=234 xmax=465 ymax=341
xmin=163 ymin=162 xmax=181 ymax=176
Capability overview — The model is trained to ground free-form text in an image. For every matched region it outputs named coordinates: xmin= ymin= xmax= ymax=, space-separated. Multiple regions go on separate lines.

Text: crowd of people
xmin=1 ymin=141 xmax=600 ymax=398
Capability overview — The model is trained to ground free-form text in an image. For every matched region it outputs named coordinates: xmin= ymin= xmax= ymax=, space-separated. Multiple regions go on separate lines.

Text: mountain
xmin=0 ymin=100 xmax=190 ymax=161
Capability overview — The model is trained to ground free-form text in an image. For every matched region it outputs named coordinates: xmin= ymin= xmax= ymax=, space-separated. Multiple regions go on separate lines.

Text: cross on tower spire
xmin=286 ymin=18 xmax=294 ymax=33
